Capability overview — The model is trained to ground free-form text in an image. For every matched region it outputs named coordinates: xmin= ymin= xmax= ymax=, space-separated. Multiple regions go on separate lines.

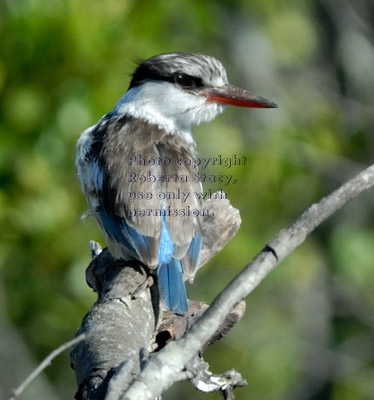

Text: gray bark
xmin=71 ymin=197 xmax=243 ymax=399
xmin=71 ymin=164 xmax=374 ymax=400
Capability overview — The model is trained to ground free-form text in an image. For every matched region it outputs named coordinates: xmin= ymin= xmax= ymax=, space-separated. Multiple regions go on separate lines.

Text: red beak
xmin=200 ymin=85 xmax=277 ymax=108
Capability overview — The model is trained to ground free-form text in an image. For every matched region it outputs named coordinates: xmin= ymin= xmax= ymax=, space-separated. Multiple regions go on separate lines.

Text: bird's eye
xmin=175 ymin=73 xmax=202 ymax=89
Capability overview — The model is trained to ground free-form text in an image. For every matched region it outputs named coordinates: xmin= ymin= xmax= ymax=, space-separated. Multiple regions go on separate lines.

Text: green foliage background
xmin=0 ymin=1 xmax=373 ymax=399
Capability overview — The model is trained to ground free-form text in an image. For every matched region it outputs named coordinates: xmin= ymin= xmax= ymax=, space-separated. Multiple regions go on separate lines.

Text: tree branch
xmin=120 ymin=164 xmax=374 ymax=400
xmin=71 ymin=197 xmax=243 ymax=399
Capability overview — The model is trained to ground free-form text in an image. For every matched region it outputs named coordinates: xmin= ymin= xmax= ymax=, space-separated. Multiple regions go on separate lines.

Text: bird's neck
xmin=108 ymin=81 xmax=224 ymax=145
xmin=109 ymin=85 xmax=194 ymax=144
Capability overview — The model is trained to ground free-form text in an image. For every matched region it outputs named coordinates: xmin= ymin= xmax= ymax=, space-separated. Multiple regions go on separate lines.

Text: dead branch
xmin=70 ymin=165 xmax=374 ymax=400
xmin=120 ymin=164 xmax=374 ymax=400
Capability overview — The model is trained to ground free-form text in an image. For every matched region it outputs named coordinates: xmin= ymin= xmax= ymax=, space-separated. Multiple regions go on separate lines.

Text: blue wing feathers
xmin=99 ymin=211 xmax=153 ymax=259
xmin=158 ymin=215 xmax=174 ymax=264
xmin=187 ymin=232 xmax=202 ymax=268
xmin=181 ymin=232 xmax=202 ymax=281
xmin=99 ymin=212 xmax=136 ymax=253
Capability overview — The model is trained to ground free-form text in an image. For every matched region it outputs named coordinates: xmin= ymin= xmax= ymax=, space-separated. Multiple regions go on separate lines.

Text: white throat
xmin=112 ymin=81 xmax=225 ymax=143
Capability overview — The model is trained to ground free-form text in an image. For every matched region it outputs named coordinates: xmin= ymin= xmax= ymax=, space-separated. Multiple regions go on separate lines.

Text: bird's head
xmin=113 ymin=52 xmax=277 ymax=135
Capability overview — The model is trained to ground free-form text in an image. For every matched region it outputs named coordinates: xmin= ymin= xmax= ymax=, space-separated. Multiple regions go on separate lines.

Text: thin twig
xmin=8 ymin=334 xmax=86 ymax=400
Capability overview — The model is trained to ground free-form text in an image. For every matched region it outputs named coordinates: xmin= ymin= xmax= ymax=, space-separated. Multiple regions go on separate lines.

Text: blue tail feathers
xmin=157 ymin=259 xmax=188 ymax=315
xmin=100 ymin=211 xmax=189 ymax=314
xmin=157 ymin=215 xmax=188 ymax=314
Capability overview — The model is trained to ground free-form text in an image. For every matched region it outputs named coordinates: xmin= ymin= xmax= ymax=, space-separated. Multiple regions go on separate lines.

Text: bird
xmin=76 ymin=52 xmax=277 ymax=315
